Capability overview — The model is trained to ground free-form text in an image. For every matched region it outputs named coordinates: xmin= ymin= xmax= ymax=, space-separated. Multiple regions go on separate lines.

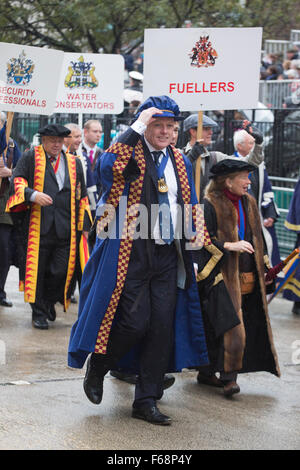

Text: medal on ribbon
xmin=158 ymin=177 xmax=168 ymax=193
xmin=153 ymin=150 xmax=169 ymax=193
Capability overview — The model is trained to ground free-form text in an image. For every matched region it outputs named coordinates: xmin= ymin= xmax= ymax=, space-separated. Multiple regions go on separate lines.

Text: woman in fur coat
xmin=196 ymin=158 xmax=280 ymax=397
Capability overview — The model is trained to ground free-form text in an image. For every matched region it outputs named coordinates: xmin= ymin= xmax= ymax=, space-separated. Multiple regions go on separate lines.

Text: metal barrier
xmin=208 ymin=109 xmax=300 ymax=178
xmin=290 ymin=30 xmax=300 ymax=44
xmin=8 ymin=109 xmax=299 ymax=259
xmin=11 ymin=106 xmax=300 ymax=179
xmin=264 ymin=30 xmax=300 ymax=55
xmin=259 ymin=80 xmax=300 ymax=108
xmin=264 ymin=39 xmax=291 ymax=56
xmin=270 ymin=177 xmax=298 ymax=258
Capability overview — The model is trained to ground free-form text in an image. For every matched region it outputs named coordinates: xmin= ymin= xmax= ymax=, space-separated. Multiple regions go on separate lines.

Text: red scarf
xmin=223 ymin=188 xmax=245 ymax=231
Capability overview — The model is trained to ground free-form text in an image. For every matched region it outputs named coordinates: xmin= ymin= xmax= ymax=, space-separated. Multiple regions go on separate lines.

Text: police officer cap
xmin=183 ymin=113 xmax=218 ymax=132
xmin=38 ymin=124 xmax=71 ymax=137
xmin=129 ymin=71 xmax=144 ymax=81
xmin=135 ymin=95 xmax=184 ymax=120
xmin=209 ymin=158 xmax=256 ymax=178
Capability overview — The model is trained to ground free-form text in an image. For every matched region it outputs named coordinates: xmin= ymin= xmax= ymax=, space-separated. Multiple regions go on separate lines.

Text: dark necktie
xmin=89 ymin=149 xmax=94 ymax=164
xmin=152 ymin=151 xmax=174 ymax=244
xmin=152 ymin=151 xmax=162 ymax=167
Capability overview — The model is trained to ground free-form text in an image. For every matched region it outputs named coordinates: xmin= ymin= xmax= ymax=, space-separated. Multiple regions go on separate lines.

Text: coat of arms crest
xmin=6 ymin=50 xmax=35 ymax=85
xmin=189 ymin=35 xmax=218 ymax=68
xmin=64 ymin=55 xmax=98 ymax=89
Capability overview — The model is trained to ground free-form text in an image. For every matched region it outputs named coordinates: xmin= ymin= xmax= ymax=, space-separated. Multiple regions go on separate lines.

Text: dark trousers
xmin=30 ymin=226 xmax=70 ymax=321
xmin=92 ymin=241 xmax=178 ymax=407
xmin=0 ymin=224 xmax=12 ymax=301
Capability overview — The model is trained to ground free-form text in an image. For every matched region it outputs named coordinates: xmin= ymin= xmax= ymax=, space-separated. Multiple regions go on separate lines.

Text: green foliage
xmin=0 ymin=0 xmax=298 ymax=52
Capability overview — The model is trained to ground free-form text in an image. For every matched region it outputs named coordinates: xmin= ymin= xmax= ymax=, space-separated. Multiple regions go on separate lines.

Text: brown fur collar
xmin=205 ymin=187 xmax=280 ymax=375
xmin=205 ymin=188 xmax=266 ymax=312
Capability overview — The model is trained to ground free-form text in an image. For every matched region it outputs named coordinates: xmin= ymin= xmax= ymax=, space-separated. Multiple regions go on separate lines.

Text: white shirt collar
xmin=83 ymin=141 xmax=97 ymax=155
xmin=235 ymin=150 xmax=249 ymax=159
xmin=144 ymin=136 xmax=167 ymax=157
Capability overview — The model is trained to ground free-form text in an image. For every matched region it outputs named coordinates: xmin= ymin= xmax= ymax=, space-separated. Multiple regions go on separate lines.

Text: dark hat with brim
xmin=209 ymin=158 xmax=256 ymax=179
xmin=38 ymin=124 xmax=71 ymax=137
xmin=134 ymin=95 xmax=184 ymax=121
xmin=183 ymin=113 xmax=218 ymax=132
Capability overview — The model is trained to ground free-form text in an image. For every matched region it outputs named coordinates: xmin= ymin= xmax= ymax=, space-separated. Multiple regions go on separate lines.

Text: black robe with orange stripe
xmin=6 ymin=146 xmax=91 ymax=309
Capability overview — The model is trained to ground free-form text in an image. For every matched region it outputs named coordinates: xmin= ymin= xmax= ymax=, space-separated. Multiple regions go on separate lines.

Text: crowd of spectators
xmin=260 ymin=45 xmax=300 ymax=80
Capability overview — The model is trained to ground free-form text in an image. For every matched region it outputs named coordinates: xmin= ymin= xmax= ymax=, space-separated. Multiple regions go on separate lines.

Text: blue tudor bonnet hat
xmin=134 ymin=95 xmax=184 ymax=121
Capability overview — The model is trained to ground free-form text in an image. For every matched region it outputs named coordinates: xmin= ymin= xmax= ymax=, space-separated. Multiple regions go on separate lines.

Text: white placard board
xmin=55 ymin=53 xmax=124 ymax=114
xmin=0 ymin=42 xmax=64 ymax=115
xmin=143 ymin=28 xmax=262 ymax=111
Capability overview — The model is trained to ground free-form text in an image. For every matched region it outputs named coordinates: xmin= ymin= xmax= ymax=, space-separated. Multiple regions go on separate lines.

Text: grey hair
xmin=233 ymin=129 xmax=248 ymax=150
xmin=64 ymin=122 xmax=81 ymax=132
xmin=0 ymin=111 xmax=6 ymax=125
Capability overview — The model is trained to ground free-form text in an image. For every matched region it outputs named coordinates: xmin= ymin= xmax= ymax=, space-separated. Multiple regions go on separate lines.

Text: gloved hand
xmin=244 ymin=122 xmax=263 ymax=145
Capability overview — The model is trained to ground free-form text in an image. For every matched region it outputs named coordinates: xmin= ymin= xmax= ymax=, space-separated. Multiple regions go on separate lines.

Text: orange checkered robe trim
xmin=94 ymin=140 xmax=146 ymax=354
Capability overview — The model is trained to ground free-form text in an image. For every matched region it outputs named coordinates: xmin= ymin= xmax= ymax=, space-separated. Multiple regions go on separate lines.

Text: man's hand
xmin=34 ymin=192 xmax=53 ymax=206
xmin=137 ymin=107 xmax=163 ymax=126
xmin=224 ymin=240 xmax=254 ymax=254
xmin=243 ymin=119 xmax=263 ymax=145
xmin=242 ymin=119 xmax=252 ymax=133
xmin=265 ymin=273 xmax=274 ymax=285
xmin=0 ymin=166 xmax=12 ymax=178
xmin=263 ymin=218 xmax=275 ymax=228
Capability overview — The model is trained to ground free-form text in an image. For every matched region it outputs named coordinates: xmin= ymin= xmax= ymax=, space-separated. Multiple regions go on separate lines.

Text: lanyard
xmin=238 ymin=199 xmax=245 ymax=240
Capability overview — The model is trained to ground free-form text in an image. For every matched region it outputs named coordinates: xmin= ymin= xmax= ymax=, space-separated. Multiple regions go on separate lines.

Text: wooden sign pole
xmin=5 ymin=112 xmax=14 ymax=148
xmin=195 ymin=110 xmax=203 ymax=203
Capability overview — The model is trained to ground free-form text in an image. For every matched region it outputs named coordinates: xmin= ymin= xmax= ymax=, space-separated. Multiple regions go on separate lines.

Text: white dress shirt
xmin=131 ymin=121 xmax=179 ymax=244
xmin=30 ymin=151 xmax=65 ymax=202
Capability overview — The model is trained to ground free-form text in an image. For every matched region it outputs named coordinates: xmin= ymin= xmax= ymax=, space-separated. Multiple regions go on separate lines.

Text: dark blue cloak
xmin=68 ymin=142 xmax=209 ymax=371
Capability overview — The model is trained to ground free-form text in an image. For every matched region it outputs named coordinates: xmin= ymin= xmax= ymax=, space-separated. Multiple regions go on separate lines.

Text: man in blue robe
xmin=68 ymin=96 xmax=213 ymax=425
xmin=233 ymin=128 xmax=281 ymax=267
xmin=283 ymin=177 xmax=300 ymax=314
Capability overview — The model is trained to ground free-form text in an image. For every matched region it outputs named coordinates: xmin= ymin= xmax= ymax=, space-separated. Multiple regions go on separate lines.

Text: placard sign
xmin=55 ymin=53 xmax=124 ymax=114
xmin=143 ymin=28 xmax=262 ymax=111
xmin=0 ymin=42 xmax=64 ymax=115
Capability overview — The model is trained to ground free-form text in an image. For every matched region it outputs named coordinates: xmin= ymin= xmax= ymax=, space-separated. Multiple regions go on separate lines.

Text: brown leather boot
xmin=223 ymin=381 xmax=240 ymax=398
xmin=197 ymin=372 xmax=223 ymax=388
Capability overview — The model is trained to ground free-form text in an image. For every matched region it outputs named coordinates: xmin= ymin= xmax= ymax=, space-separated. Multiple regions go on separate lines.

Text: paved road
xmin=0 ymin=267 xmax=299 ymax=450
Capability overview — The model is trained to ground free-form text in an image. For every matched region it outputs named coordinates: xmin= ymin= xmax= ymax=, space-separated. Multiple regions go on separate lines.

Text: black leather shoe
xmin=83 ymin=356 xmax=105 ymax=405
xmin=32 ymin=318 xmax=49 ymax=330
xmin=46 ymin=304 xmax=56 ymax=322
xmin=70 ymin=296 xmax=77 ymax=304
xmin=0 ymin=298 xmax=13 ymax=307
xmin=292 ymin=302 xmax=300 ymax=315
xmin=110 ymin=370 xmax=176 ymax=390
xmin=132 ymin=404 xmax=172 ymax=425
